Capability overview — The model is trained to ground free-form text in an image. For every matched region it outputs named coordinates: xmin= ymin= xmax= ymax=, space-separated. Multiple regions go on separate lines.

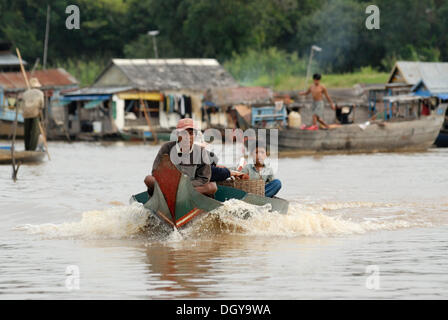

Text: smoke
xmin=301 ymin=0 xmax=365 ymax=73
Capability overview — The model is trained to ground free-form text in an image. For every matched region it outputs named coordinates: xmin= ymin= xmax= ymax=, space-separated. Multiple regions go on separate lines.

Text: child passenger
xmin=242 ymin=142 xmax=282 ymax=198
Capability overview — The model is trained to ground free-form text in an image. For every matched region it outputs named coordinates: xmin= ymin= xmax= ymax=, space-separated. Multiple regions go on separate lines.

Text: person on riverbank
xmin=299 ymin=73 xmax=335 ymax=129
xmin=144 ymin=118 xmax=217 ymax=196
xmin=242 ymin=142 xmax=281 ymax=198
xmin=20 ymin=78 xmax=44 ymax=151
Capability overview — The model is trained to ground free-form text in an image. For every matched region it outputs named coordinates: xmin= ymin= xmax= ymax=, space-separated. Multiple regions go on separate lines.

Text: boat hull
xmin=131 ymin=154 xmax=289 ymax=230
xmin=435 ymin=130 xmax=448 ymax=148
xmin=0 ymin=119 xmax=24 ymax=138
xmin=0 ymin=149 xmax=45 ymax=164
xmin=278 ymin=104 xmax=447 ymax=153
xmin=120 ymin=129 xmax=172 ymax=142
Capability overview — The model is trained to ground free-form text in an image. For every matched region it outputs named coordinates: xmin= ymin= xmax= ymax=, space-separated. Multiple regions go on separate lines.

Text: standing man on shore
xmin=21 ymin=78 xmax=44 ymax=151
xmin=299 ymin=73 xmax=335 ymax=129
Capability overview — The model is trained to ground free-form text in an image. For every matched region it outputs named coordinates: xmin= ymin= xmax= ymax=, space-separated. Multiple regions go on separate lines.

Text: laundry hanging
xmin=184 ymin=96 xmax=192 ymax=116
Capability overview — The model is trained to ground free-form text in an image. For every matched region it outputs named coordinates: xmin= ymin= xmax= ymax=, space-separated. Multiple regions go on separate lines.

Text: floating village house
xmin=367 ymin=61 xmax=448 ymax=119
xmin=0 ymin=67 xmax=78 ymax=138
xmin=60 ymin=58 xmax=242 ymax=140
xmin=0 ymin=41 xmax=25 ymax=72
xmin=0 ymin=42 xmax=26 ymax=136
xmin=204 ymin=86 xmax=276 ymax=129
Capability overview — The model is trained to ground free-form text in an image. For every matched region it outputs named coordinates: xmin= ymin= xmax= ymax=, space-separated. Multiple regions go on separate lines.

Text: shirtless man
xmin=299 ymin=73 xmax=335 ymax=129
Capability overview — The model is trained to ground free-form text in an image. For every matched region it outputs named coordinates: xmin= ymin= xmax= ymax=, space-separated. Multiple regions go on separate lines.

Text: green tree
xmin=1 ymin=0 xmax=447 ymax=77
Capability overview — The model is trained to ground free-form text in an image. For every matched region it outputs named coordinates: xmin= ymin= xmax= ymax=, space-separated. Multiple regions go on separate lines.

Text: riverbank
xmin=241 ymin=67 xmax=389 ymax=90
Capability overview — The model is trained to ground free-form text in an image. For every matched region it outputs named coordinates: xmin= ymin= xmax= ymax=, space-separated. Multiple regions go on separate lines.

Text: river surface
xmin=0 ymin=141 xmax=447 ymax=299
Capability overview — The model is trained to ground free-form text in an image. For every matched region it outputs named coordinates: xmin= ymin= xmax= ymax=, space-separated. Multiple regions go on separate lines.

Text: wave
xmin=14 ymin=198 xmax=443 ymax=240
xmin=14 ymin=203 xmax=153 ymax=239
xmin=182 ymin=200 xmax=434 ymax=238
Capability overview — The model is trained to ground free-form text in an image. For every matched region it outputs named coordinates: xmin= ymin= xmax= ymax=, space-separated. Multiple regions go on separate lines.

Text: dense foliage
xmin=1 ymin=0 xmax=446 ymax=85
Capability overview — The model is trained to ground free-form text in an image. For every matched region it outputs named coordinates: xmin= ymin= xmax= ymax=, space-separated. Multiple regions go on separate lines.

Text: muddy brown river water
xmin=1 ymin=141 xmax=447 ymax=299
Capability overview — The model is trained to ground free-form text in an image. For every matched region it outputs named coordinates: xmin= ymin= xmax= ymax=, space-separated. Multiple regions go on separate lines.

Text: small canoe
xmin=131 ymin=154 xmax=289 ymax=230
xmin=0 ymin=149 xmax=46 ymax=164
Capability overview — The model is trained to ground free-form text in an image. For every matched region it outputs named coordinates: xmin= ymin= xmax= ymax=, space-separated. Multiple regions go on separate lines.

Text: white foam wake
xmin=14 ymin=203 xmax=151 ymax=239
xmin=14 ymin=199 xmax=440 ymax=240
xmin=184 ymin=199 xmax=434 ymax=238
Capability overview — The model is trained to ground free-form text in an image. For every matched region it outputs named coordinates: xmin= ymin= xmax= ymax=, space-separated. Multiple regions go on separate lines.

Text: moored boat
xmin=435 ymin=129 xmax=448 ymax=148
xmin=131 ymin=154 xmax=289 ymax=230
xmin=120 ymin=128 xmax=172 ymax=142
xmin=277 ymin=104 xmax=447 ymax=153
xmin=0 ymin=109 xmax=24 ymax=138
xmin=0 ymin=148 xmax=45 ymax=164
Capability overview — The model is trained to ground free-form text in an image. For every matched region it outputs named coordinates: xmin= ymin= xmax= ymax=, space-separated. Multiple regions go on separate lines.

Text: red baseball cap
xmin=176 ymin=118 xmax=197 ymax=131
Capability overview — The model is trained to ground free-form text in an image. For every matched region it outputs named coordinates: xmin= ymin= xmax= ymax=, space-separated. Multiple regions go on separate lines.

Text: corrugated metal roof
xmin=63 ymin=86 xmax=133 ymax=96
xmin=0 ymin=68 xmax=78 ymax=91
xmin=0 ymin=52 xmax=27 ymax=66
xmin=94 ymin=58 xmax=238 ymax=91
xmin=389 ymin=61 xmax=448 ymax=91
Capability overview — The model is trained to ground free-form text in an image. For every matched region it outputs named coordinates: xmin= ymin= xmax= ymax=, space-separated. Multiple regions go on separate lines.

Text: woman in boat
xmin=241 ymin=142 xmax=282 ymax=198
xmin=144 ymin=118 xmax=217 ymax=196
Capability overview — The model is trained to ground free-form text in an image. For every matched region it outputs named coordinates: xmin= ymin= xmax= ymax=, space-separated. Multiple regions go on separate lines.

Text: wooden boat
xmin=434 ymin=101 xmax=448 ymax=148
xmin=131 ymin=154 xmax=289 ymax=230
xmin=0 ymin=119 xmax=24 ymax=138
xmin=277 ymin=104 xmax=447 ymax=153
xmin=435 ymin=129 xmax=448 ymax=148
xmin=0 ymin=149 xmax=45 ymax=164
xmin=120 ymin=128 xmax=172 ymax=142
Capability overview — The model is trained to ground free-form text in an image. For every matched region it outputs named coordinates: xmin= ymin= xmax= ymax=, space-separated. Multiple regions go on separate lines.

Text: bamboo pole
xmin=140 ymin=99 xmax=158 ymax=144
xmin=43 ymin=5 xmax=50 ymax=70
xmin=16 ymin=47 xmax=51 ymax=160
xmin=10 ymin=102 xmax=20 ymax=182
xmin=16 ymin=48 xmax=30 ymax=89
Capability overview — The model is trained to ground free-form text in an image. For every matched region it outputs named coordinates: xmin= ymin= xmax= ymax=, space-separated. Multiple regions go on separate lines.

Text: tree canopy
xmin=1 ymin=0 xmax=446 ymax=74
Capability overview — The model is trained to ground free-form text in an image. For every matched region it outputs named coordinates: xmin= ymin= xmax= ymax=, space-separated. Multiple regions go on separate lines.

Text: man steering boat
xmin=144 ymin=118 xmax=217 ymax=197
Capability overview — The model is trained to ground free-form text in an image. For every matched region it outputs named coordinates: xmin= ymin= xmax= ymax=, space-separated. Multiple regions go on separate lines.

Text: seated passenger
xmin=242 ymin=143 xmax=282 ymax=198
xmin=144 ymin=118 xmax=217 ymax=196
